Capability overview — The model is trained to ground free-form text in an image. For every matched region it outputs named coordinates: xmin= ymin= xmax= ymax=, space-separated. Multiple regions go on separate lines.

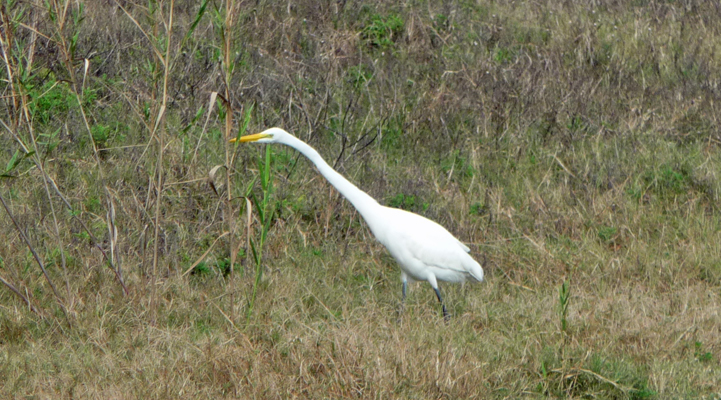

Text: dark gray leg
xmin=397 ymin=276 xmax=408 ymax=321
xmin=433 ymin=286 xmax=450 ymax=321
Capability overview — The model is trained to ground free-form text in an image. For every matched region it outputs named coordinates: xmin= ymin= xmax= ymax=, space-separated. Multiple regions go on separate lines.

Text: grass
xmin=1 ymin=0 xmax=721 ymax=398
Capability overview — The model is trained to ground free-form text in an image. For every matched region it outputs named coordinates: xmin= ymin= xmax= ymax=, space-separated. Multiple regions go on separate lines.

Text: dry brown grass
xmin=2 ymin=0 xmax=721 ymax=398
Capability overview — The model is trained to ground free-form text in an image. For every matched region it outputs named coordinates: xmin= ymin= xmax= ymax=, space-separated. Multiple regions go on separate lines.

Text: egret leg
xmin=398 ymin=274 xmax=408 ymax=319
xmin=433 ymin=287 xmax=450 ymax=321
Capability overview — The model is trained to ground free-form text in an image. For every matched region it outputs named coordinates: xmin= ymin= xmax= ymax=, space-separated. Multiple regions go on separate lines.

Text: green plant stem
xmin=246 ymin=145 xmax=273 ymax=323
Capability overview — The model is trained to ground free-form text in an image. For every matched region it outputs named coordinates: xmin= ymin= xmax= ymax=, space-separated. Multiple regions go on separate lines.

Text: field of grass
xmin=2 ymin=0 xmax=721 ymax=398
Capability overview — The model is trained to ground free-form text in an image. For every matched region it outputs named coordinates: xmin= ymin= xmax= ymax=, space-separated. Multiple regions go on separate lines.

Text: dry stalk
xmin=192 ymin=91 xmax=219 ymax=164
xmin=0 ymin=3 xmax=20 ymax=128
xmin=149 ymin=0 xmax=175 ymax=324
xmin=20 ymin=11 xmax=72 ymax=305
xmin=222 ymin=0 xmax=237 ymax=321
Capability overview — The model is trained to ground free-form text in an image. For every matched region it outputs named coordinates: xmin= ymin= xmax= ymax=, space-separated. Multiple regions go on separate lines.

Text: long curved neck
xmin=284 ymin=136 xmax=381 ymax=220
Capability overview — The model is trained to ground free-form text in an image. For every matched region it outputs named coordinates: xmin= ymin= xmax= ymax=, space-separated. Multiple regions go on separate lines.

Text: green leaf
xmin=5 ymin=149 xmax=35 ymax=175
xmin=240 ymin=103 xmax=254 ymax=136
xmin=190 ymin=0 xmax=208 ymax=34
xmin=233 ymin=102 xmax=255 ymax=143
xmin=5 ymin=150 xmax=20 ymax=173
xmin=250 ymin=191 xmax=264 ymax=224
xmin=249 ymin=237 xmax=260 ymax=266
xmin=261 ymin=207 xmax=274 ymax=244
xmin=182 ymin=0 xmax=208 ymax=45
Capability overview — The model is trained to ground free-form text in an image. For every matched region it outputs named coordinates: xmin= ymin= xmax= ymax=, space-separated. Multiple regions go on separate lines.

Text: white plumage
xmin=232 ymin=127 xmax=484 ymax=319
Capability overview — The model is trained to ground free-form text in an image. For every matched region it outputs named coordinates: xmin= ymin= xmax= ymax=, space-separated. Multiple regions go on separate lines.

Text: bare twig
xmin=150 ymin=0 xmax=176 ymax=324
xmin=0 ymin=190 xmax=67 ymax=318
xmin=223 ymin=0 xmax=237 ymax=320
xmin=0 ymin=273 xmax=40 ymax=315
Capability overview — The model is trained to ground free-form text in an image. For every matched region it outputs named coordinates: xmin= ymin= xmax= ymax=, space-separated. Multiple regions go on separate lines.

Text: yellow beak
xmin=229 ymin=132 xmax=271 ymax=143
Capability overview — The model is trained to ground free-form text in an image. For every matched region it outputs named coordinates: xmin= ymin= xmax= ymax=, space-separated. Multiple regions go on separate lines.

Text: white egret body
xmin=232 ymin=128 xmax=484 ymax=318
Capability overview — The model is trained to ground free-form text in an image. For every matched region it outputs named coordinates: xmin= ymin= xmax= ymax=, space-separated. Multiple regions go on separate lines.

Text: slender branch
xmin=151 ymin=0 xmax=175 ymax=324
xmin=223 ymin=0 xmax=237 ymax=320
xmin=0 ymin=273 xmax=40 ymax=315
xmin=0 ymin=190 xmax=66 ymax=317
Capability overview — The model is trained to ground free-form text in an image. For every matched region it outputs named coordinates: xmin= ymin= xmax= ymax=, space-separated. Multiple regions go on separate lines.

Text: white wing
xmin=372 ymin=207 xmax=484 ymax=282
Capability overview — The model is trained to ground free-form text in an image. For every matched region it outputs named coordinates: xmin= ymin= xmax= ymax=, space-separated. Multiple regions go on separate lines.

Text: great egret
xmin=231 ymin=128 xmax=484 ymax=319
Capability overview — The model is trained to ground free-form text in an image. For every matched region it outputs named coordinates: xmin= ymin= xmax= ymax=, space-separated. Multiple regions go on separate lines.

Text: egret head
xmin=230 ymin=127 xmax=290 ymax=144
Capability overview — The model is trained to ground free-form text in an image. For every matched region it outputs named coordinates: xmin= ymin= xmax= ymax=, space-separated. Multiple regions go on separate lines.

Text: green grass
xmin=1 ymin=0 xmax=721 ymax=398
xmin=362 ymin=12 xmax=404 ymax=50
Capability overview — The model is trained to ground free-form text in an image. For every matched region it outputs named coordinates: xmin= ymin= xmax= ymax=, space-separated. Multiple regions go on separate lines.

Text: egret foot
xmin=433 ymin=287 xmax=451 ymax=322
